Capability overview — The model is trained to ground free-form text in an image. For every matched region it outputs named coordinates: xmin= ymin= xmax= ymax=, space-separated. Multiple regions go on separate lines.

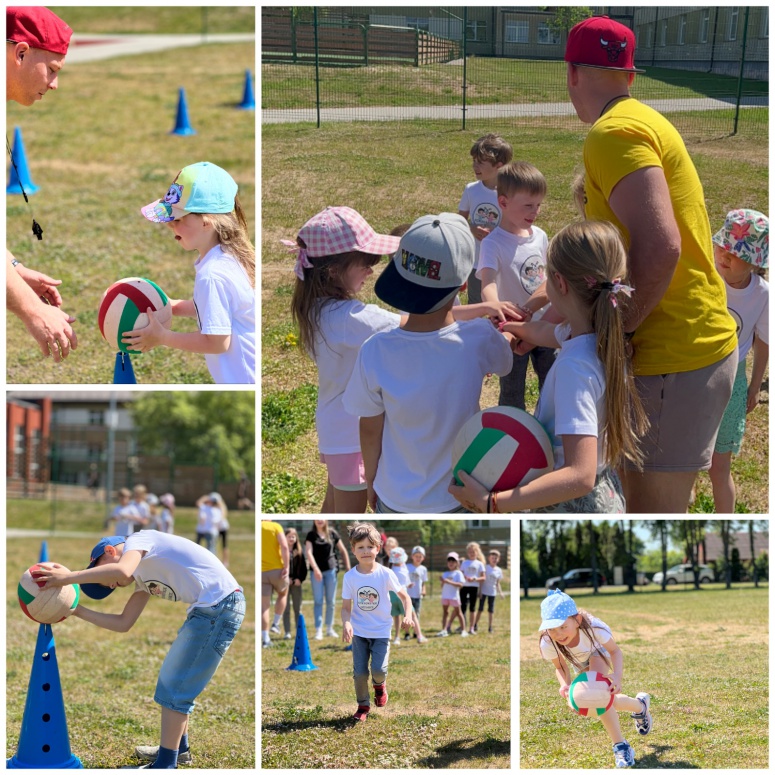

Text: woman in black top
xmin=304 ymin=519 xmax=351 ymax=640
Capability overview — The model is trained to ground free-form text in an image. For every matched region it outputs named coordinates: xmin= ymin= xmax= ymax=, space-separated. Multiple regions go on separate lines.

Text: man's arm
xmin=607 ymin=166 xmax=682 ymax=333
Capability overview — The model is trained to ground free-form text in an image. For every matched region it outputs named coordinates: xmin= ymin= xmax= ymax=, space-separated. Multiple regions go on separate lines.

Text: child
xmin=389 ymin=546 xmax=427 ymax=644
xmin=106 ymin=487 xmax=144 ymax=535
xmin=131 ymin=484 xmax=151 ymax=532
xmin=282 ymin=527 xmax=307 ymax=640
xmin=473 ymin=549 xmax=505 ymax=634
xmin=460 ymin=541 xmax=486 ymax=634
xmin=450 ymin=220 xmax=649 ymax=513
xmin=145 ymin=494 xmax=161 ymax=531
xmin=538 ymin=590 xmax=651 ymax=768
xmin=36 ymin=530 xmax=245 ymax=769
xmin=458 ymin=133 xmax=513 ymax=304
xmin=405 ymin=545 xmax=428 ymax=640
xmin=570 ymin=168 xmax=587 ymax=220
xmin=478 ymin=161 xmax=556 ymax=410
xmin=437 ymin=552 xmax=466 ymax=637
xmin=129 ymin=161 xmax=256 ymax=384
xmin=342 ymin=212 xmax=515 ymax=513
xmin=709 ymin=209 xmax=769 ymax=513
xmin=341 ymin=522 xmax=413 ymax=721
xmin=158 ymin=494 xmax=175 ymax=534
xmin=286 ymin=206 xmax=404 ymax=513
xmin=195 ymin=493 xmax=224 ymax=553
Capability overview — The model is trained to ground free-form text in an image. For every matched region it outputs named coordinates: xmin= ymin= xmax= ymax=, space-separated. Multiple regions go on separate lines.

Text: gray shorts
xmin=532 ymin=467 xmax=625 ymax=514
xmin=625 ymin=350 xmax=738 ymax=472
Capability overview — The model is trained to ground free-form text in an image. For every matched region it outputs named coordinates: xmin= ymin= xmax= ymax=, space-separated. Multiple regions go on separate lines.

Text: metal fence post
xmin=314 ymin=7 xmax=321 ymax=128
xmin=462 ymin=7 xmax=468 ymax=130
xmin=363 ymin=24 xmax=368 ymax=67
xmin=733 ymin=7 xmax=751 ymax=136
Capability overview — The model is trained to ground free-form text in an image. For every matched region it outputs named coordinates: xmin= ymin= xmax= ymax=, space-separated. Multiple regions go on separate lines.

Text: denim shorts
xmin=155 ymin=590 xmax=245 ymax=714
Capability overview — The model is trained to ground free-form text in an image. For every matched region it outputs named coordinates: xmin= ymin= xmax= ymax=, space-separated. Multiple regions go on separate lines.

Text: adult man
xmin=261 ymin=520 xmax=289 ymax=648
xmin=7 ymin=6 xmax=77 ymax=362
xmin=565 ymin=16 xmax=737 ymax=513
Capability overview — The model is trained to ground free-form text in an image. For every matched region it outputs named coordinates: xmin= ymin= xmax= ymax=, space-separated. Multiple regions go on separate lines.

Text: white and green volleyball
xmin=568 ymin=671 xmax=614 ymax=716
xmin=18 ymin=564 xmax=80 ymax=624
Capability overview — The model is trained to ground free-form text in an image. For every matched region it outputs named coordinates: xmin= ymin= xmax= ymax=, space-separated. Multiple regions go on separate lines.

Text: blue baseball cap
xmin=140 ymin=161 xmax=238 ymax=223
xmin=81 ymin=536 xmax=127 ymax=600
xmin=538 ymin=589 xmax=579 ymax=631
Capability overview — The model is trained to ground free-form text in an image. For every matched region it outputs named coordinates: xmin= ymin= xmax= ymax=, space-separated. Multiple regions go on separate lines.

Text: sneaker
xmin=488 ymin=627 xmax=493 ymax=634
xmin=314 ymin=628 xmax=323 ymax=641
xmin=454 ymin=626 xmax=463 ymax=634
xmin=326 ymin=627 xmax=338 ymax=638
xmin=474 ymin=624 xmax=478 ymax=632
xmin=374 ymin=681 xmax=388 ymax=707
xmin=436 ymin=630 xmax=449 ymax=637
xmin=612 ymin=741 xmax=635 ymax=768
xmin=404 ymin=632 xmax=411 ymax=641
xmin=392 ymin=637 xmax=401 ymax=645
xmin=460 ymin=630 xmax=469 ymax=638
xmin=352 ymin=705 xmax=370 ymax=722
xmin=417 ymin=636 xmax=428 ymax=644
xmin=284 ymin=632 xmax=292 ymax=640
xmin=631 ymin=693 xmax=652 ymax=736
xmin=262 ymin=640 xmax=273 ymax=649
xmin=135 ymin=746 xmax=192 ymax=765
xmin=269 ymin=623 xmax=281 ymax=634
xmin=468 ymin=629 xmax=477 ymax=635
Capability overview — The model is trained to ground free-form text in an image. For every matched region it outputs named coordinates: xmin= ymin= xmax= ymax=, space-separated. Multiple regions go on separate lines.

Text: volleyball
xmin=568 ymin=671 xmax=615 ymax=716
xmin=452 ymin=406 xmax=554 ymax=490
xmin=98 ymin=277 xmax=172 ymax=353
xmin=18 ymin=564 xmax=80 ymax=624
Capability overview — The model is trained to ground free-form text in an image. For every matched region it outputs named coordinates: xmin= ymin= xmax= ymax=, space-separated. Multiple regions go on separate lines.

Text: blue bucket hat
xmin=538 ymin=589 xmax=579 ymax=631
xmin=81 ymin=536 xmax=127 ymax=600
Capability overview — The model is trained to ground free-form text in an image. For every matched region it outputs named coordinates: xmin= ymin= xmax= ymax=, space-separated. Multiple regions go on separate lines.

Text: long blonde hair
xmin=285 ymin=527 xmax=301 ymax=558
xmin=466 ymin=541 xmax=486 ymax=564
xmin=202 ymin=196 xmax=255 ymax=286
xmin=539 ymin=610 xmax=613 ymax=673
xmin=547 ymin=220 xmax=648 ymax=469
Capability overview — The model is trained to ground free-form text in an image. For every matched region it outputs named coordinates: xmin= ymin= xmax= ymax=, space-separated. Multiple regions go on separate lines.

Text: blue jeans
xmin=310 ymin=568 xmax=337 ymax=629
xmin=155 ymin=590 xmax=245 ymax=714
xmin=351 ymin=635 xmax=390 ymax=706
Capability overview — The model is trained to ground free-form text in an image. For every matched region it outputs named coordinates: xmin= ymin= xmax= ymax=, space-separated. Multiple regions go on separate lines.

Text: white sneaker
xmin=284 ymin=632 xmax=292 ymax=640
xmin=314 ymin=628 xmax=323 ymax=641
xmin=326 ymin=627 xmax=338 ymax=638
xmin=392 ymin=637 xmax=401 ymax=645
xmin=468 ymin=629 xmax=477 ymax=635
xmin=436 ymin=630 xmax=449 ymax=637
xmin=269 ymin=623 xmax=281 ymax=634
xmin=460 ymin=630 xmax=469 ymax=638
xmin=418 ymin=636 xmax=428 ymax=644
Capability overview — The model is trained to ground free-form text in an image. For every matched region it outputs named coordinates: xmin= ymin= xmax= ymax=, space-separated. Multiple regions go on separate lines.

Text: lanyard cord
xmin=6 ymin=134 xmax=43 ymax=241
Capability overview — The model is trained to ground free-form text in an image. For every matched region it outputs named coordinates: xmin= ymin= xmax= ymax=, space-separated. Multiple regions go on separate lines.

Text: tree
xmin=131 ymin=392 xmax=255 ymax=482
xmin=542 ymin=6 xmax=594 ymax=35
xmin=386 ymin=520 xmax=463 ymax=546
xmin=676 ymin=521 xmax=708 ymax=589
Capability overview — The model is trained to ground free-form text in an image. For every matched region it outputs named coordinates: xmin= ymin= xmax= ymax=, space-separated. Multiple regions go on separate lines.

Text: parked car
xmin=545 ymin=568 xmax=607 ymax=591
xmin=652 ymin=563 xmax=714 ymax=585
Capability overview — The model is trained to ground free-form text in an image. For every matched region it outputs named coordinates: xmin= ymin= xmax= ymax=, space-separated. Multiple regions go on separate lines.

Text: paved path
xmin=262 ymin=95 xmax=768 ymax=124
xmin=8 ymin=528 xmax=254 ymax=541
xmin=67 ymin=33 xmax=255 ymax=64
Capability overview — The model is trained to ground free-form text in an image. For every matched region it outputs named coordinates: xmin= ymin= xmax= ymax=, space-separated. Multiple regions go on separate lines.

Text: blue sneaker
xmin=631 ymin=693 xmax=652 ymax=736
xmin=613 ymin=740 xmax=635 ymax=768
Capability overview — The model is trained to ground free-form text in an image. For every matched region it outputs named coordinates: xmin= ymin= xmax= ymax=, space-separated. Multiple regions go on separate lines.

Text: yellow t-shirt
xmin=583 ymin=98 xmax=737 ymax=376
xmin=261 ymin=520 xmax=285 ymax=572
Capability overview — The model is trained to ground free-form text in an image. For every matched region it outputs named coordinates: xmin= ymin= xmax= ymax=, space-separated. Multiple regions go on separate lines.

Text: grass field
xmin=6 ymin=531 xmax=255 ymax=768
xmin=520 ymin=585 xmax=768 ymax=769
xmin=261 ymin=120 xmax=768 ymax=513
xmin=7 ymin=35 xmax=254 ymax=384
xmin=262 ymin=572 xmax=512 ymax=769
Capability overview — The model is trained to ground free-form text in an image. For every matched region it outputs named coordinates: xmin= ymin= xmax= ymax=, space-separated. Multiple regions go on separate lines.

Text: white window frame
xmin=678 ymin=14 xmax=687 ymax=45
xmin=699 ymin=10 xmax=710 ymax=43
xmin=727 ymin=7 xmax=739 ymax=41
xmin=466 ymin=20 xmax=487 ymax=42
xmin=658 ymin=19 xmax=668 ymax=46
xmin=505 ymin=20 xmax=529 ymax=44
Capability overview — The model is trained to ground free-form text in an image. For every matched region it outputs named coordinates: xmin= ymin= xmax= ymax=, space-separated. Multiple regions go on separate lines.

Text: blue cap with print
xmin=538 ymin=589 xmax=578 ymax=631
xmin=81 ymin=535 xmax=127 ymax=600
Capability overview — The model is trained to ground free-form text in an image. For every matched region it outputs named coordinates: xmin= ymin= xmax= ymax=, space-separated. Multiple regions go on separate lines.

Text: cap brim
xmin=538 ymin=618 xmax=566 ymax=631
xmin=141 ymin=200 xmax=176 ymax=223
xmin=571 ymin=61 xmax=645 ymax=74
xmin=80 ymin=582 xmax=116 ymax=600
xmin=375 ymin=258 xmax=460 ymax=314
xmin=357 ymin=233 xmax=401 ymax=257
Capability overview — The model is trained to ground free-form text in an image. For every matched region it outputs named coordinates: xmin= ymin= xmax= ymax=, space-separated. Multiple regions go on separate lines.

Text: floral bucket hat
xmin=712 ymin=208 xmax=768 ymax=269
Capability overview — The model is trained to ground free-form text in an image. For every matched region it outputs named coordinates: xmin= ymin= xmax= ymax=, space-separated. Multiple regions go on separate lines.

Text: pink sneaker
xmin=352 ymin=705 xmax=370 ymax=722
xmin=374 ymin=681 xmax=388 ymax=707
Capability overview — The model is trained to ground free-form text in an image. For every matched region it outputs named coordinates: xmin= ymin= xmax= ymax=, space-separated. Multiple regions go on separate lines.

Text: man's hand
xmin=16 ymin=266 xmax=64 ymax=307
xmin=21 ymin=303 xmax=78 ymax=362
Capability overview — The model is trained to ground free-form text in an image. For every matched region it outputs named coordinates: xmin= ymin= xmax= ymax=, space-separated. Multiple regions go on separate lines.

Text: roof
xmin=7 ymin=391 xmax=137 ymax=403
xmin=703 ymin=531 xmax=769 ymax=562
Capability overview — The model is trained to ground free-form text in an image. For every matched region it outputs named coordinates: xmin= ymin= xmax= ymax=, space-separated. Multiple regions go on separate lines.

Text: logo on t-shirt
xmin=142 ymin=580 xmax=177 ymax=601
xmin=728 ymin=306 xmax=743 ymax=338
xmin=473 ymin=203 xmax=500 ymax=230
xmin=356 ymin=586 xmax=379 ymax=611
xmin=520 ymin=254 xmax=546 ymax=295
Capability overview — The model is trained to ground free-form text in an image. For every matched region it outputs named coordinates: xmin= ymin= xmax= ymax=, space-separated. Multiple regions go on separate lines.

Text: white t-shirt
xmin=391 ymin=562 xmax=411 ymax=588
xmin=112 ymin=503 xmax=142 ymax=536
xmin=724 ymin=273 xmax=769 ymax=360
xmin=124 ymin=530 xmax=240 ymax=614
xmin=408 ymin=563 xmax=428 ymax=599
xmin=481 ymin=565 xmax=503 ymax=597
xmin=458 ymin=180 xmax=501 ymax=268
xmin=477 ymin=225 xmax=549 ymax=307
xmin=193 ymin=244 xmax=255 ymax=384
xmin=342 ymin=318 xmax=513 ymax=513
xmin=197 ymin=505 xmax=224 ymax=537
xmin=539 ymin=614 xmax=612 ymax=666
xmin=460 ymin=558 xmax=486 ymax=588
xmin=159 ymin=508 xmax=174 ymax=534
xmin=441 ymin=569 xmax=465 ymax=601
xmin=342 ymin=563 xmax=405 ymax=639
xmin=535 ymin=325 xmax=606 ymax=474
xmin=312 ymin=299 xmax=401 ymax=454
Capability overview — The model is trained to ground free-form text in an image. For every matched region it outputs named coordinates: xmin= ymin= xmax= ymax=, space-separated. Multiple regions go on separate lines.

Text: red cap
xmin=565 ymin=16 xmax=644 ymax=74
xmin=7 ymin=6 xmax=72 ymax=56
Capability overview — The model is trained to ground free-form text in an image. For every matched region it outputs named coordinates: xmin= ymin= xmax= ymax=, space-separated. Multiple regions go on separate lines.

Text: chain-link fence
xmin=262 ymin=6 xmax=768 ymax=141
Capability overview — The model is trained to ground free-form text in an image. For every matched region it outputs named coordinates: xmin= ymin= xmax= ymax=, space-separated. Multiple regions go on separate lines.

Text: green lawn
xmin=520 ymin=585 xmax=768 ymax=768
xmin=262 ymin=570 xmax=511 ymax=768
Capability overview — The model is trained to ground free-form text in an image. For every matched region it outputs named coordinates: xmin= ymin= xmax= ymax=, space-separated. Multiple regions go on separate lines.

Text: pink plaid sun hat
xmin=282 ymin=206 xmax=400 ymax=280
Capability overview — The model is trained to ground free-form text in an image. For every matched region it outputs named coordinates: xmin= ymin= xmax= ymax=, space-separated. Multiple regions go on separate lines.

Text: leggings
xmin=460 ymin=586 xmax=478 ymax=614
xmin=282 ymin=583 xmax=303 ymax=634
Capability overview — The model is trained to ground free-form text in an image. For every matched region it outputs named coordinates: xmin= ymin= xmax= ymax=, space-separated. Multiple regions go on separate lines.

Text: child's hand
xmin=401 ymin=614 xmax=413 ymax=631
xmin=747 ymin=386 xmax=761 ymax=413
xmin=472 ymin=225 xmax=491 ymax=241
xmin=559 ymin=684 xmax=570 ymax=700
xmin=342 ymin=622 xmax=353 ymax=644
xmin=122 ymin=308 xmax=167 ymax=353
xmin=448 ymin=470 xmax=489 ymax=513
xmin=610 ymin=674 xmax=622 ymax=695
xmin=35 ymin=562 xmax=73 ymax=589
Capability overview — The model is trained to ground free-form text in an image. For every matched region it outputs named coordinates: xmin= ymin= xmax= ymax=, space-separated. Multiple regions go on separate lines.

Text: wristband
xmin=11 ymin=259 xmax=21 ymax=267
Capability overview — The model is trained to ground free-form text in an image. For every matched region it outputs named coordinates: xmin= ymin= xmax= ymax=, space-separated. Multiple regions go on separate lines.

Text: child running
xmin=473 ymin=549 xmax=505 ymax=633
xmin=128 ymin=161 xmax=256 ymax=384
xmin=436 ymin=552 xmax=466 ymax=637
xmin=708 ymin=209 xmax=769 ymax=513
xmin=286 ymin=206 xmax=404 ymax=513
xmin=342 ymin=522 xmax=413 ymax=722
xmin=450 ymin=220 xmax=648 ymax=513
xmin=36 ymin=531 xmax=245 ymax=769
xmin=538 ymin=590 xmax=651 ymax=768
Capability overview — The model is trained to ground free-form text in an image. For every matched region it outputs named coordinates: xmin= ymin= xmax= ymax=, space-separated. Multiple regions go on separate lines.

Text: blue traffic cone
xmin=170 ymin=87 xmax=196 ymax=136
xmin=113 ymin=352 xmax=136 ymax=384
xmin=7 ymin=126 xmax=39 ymax=195
xmin=237 ymin=69 xmax=255 ymax=110
xmin=286 ymin=614 xmax=318 ymax=671
xmin=39 ymin=541 xmax=48 ymax=563
xmin=7 ymin=624 xmax=83 ymax=768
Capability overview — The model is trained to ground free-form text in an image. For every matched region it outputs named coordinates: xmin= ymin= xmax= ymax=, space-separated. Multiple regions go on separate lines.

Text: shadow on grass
xmin=638 ymin=743 xmax=700 ymax=769
xmin=263 ymin=716 xmax=363 ymax=734
xmin=415 ymin=737 xmax=510 ymax=768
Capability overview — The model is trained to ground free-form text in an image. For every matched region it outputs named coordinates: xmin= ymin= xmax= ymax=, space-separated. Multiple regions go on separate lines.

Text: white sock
xmin=272 ymin=614 xmax=281 ymax=626
xmin=262 ymin=630 xmax=270 ymax=643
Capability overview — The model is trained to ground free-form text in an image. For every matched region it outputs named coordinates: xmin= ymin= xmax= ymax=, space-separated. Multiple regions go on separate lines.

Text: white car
xmin=652 ymin=563 xmax=714 ymax=585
